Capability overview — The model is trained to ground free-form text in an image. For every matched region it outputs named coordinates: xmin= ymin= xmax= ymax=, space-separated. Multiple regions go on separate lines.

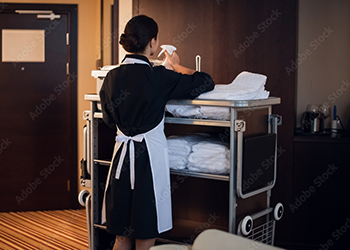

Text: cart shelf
xmin=94 ymin=159 xmax=229 ymax=181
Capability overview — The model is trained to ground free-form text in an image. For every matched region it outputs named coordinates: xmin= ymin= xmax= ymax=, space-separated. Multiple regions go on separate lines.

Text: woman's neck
xmin=133 ymin=47 xmax=150 ymax=58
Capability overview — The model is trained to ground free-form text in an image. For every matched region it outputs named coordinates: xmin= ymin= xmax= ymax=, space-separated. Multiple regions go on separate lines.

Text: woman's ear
xmin=150 ymin=37 xmax=157 ymax=48
xmin=149 ymin=37 xmax=159 ymax=56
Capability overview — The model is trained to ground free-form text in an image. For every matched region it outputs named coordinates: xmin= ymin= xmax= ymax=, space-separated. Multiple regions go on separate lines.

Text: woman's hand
xmin=164 ymin=50 xmax=196 ymax=75
xmin=164 ymin=50 xmax=180 ymax=69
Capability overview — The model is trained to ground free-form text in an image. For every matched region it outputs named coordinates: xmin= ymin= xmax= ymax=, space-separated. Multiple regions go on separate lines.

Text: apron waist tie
xmin=115 ymin=133 xmax=144 ymax=189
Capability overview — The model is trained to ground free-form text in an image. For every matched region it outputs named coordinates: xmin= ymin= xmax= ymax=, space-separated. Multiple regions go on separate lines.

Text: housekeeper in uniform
xmin=99 ymin=15 xmax=215 ymax=250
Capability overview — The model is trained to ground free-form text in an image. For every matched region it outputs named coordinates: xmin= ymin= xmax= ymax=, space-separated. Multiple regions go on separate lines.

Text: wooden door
xmin=0 ymin=4 xmax=77 ymax=212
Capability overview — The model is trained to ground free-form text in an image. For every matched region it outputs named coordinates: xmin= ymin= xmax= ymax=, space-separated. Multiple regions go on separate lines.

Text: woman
xmin=99 ymin=15 xmax=214 ymax=250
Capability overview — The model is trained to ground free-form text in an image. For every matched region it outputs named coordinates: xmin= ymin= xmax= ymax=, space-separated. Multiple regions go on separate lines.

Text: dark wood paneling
xmin=112 ymin=1 xmax=119 ymax=65
xmin=291 ymin=138 xmax=350 ymax=250
xmin=237 ymin=1 xmax=298 ymax=246
xmin=134 ymin=0 xmax=216 ymax=78
xmin=212 ymin=0 xmax=247 ymax=83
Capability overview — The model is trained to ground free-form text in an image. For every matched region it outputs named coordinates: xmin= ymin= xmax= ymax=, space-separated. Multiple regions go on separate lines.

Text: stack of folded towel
xmin=187 ymin=141 xmax=230 ymax=174
xmin=167 ymin=134 xmax=230 ymax=174
xmin=198 ymin=71 xmax=269 ymax=100
xmin=166 ymin=71 xmax=270 ymax=120
xmin=167 ymin=137 xmax=191 ymax=170
xmin=166 ymin=105 xmax=231 ymax=120
xmin=166 ymin=105 xmax=201 ymax=119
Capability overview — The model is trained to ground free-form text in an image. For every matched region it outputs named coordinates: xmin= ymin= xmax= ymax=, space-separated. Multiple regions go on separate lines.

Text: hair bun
xmin=119 ymin=15 xmax=158 ymax=53
xmin=119 ymin=33 xmax=141 ymax=52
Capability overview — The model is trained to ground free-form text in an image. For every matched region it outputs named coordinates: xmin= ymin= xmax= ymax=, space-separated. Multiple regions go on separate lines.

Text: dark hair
xmin=119 ymin=15 xmax=158 ymax=53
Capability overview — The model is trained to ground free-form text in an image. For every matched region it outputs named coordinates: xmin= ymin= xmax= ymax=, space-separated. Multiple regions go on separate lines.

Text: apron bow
xmin=115 ymin=133 xmax=144 ymax=189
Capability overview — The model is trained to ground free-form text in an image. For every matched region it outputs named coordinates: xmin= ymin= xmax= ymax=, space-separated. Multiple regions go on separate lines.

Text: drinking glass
xmin=306 ymin=104 xmax=319 ymax=119
xmin=319 ymin=104 xmax=330 ymax=119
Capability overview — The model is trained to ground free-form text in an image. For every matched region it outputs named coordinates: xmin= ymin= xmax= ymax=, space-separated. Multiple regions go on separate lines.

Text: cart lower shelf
xmin=94 ymin=159 xmax=230 ymax=181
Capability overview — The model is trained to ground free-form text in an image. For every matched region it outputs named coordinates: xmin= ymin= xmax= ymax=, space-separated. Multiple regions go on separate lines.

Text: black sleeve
xmin=157 ymin=67 xmax=215 ymax=101
xmin=99 ymin=73 xmax=116 ymax=129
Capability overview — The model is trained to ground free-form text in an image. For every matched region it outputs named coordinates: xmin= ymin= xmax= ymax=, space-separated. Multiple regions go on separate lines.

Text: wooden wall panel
xmin=134 ymin=0 xmax=216 ymax=81
xmin=239 ymin=1 xmax=297 ymax=246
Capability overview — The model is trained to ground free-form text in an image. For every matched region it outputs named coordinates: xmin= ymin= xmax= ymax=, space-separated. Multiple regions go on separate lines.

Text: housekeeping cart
xmin=79 ymin=91 xmax=283 ymax=249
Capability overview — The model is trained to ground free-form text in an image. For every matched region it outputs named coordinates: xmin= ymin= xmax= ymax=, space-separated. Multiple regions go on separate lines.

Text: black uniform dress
xmin=99 ymin=54 xmax=214 ymax=239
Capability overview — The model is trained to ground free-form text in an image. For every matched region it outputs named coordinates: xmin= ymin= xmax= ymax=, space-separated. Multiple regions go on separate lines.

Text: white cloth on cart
xmin=166 ymin=105 xmax=230 ymax=121
xmin=198 ymin=71 xmax=269 ymax=100
xmin=167 ymin=134 xmax=230 ymax=174
xmin=187 ymin=141 xmax=230 ymax=174
xmin=166 ymin=105 xmax=201 ymax=118
xmin=200 ymin=106 xmax=231 ymax=121
xmin=166 ymin=71 xmax=269 ymax=120
xmin=167 ymin=137 xmax=191 ymax=170
xmin=167 ymin=134 xmax=211 ymax=169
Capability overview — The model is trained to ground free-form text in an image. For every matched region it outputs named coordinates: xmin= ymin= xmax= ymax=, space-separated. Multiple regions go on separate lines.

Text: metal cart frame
xmin=80 ymin=94 xmax=283 ymax=249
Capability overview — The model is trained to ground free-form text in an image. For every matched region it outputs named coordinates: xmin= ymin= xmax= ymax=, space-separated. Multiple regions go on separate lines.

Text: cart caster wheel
xmin=78 ymin=190 xmax=90 ymax=207
xmin=274 ymin=203 xmax=284 ymax=221
xmin=241 ymin=216 xmax=253 ymax=235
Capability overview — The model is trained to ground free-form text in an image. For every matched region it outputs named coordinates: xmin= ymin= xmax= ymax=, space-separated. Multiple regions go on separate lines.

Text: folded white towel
xmin=200 ymin=106 xmax=231 ymax=121
xmin=166 ymin=104 xmax=201 ymax=118
xmin=191 ymin=141 xmax=227 ymax=152
xmin=166 ymin=71 xmax=270 ymax=120
xmin=167 ymin=134 xmax=210 ymax=170
xmin=167 ymin=136 xmax=191 ymax=170
xmin=168 ymin=155 xmax=187 ymax=170
xmin=256 ymin=90 xmax=270 ymax=99
xmin=198 ymin=71 xmax=268 ymax=100
xmin=167 ymin=134 xmax=229 ymax=173
xmin=167 ymin=138 xmax=191 ymax=152
xmin=187 ymin=150 xmax=230 ymax=174
xmin=187 ymin=141 xmax=230 ymax=174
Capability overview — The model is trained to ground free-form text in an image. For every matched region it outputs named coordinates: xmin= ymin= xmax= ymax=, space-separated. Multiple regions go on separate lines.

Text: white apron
xmin=101 ymin=58 xmax=172 ymax=234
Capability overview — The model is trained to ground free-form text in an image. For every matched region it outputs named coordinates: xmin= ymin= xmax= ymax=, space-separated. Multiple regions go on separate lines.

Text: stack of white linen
xmin=166 ymin=105 xmax=201 ymax=119
xmin=198 ymin=71 xmax=269 ymax=100
xmin=166 ymin=71 xmax=269 ymax=120
xmin=167 ymin=134 xmax=230 ymax=174
xmin=167 ymin=134 xmax=208 ymax=170
xmin=199 ymin=106 xmax=231 ymax=121
xmin=167 ymin=136 xmax=191 ymax=170
xmin=165 ymin=105 xmax=231 ymax=120
xmin=187 ymin=141 xmax=230 ymax=174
